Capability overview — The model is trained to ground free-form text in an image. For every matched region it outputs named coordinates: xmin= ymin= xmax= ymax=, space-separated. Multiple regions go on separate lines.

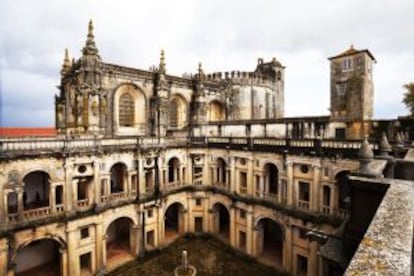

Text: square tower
xmin=329 ymin=46 xmax=376 ymax=123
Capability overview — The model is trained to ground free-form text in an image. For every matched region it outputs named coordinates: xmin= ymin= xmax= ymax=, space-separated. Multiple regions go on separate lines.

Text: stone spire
xmin=61 ymin=48 xmax=71 ymax=76
xmin=82 ymin=19 xmax=100 ymax=57
xmin=157 ymin=49 xmax=168 ymax=92
xmin=159 ymin=49 xmax=166 ymax=75
xmin=379 ymin=132 xmax=391 ymax=157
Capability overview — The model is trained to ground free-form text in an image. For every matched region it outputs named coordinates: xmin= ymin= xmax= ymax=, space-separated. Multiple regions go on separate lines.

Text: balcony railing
xmin=298 ymin=200 xmax=310 ymax=210
xmin=7 ymin=213 xmax=19 ymax=223
xmin=23 ymin=206 xmax=51 ymax=219
xmin=77 ymin=199 xmax=90 ymax=208
xmin=109 ymin=191 xmax=127 ymax=201
xmin=321 ymin=205 xmax=331 ymax=214
xmin=0 ymin=135 xmax=386 ymax=157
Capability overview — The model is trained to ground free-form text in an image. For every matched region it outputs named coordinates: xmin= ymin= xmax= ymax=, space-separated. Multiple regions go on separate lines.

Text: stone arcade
xmin=0 ymin=20 xmax=413 ymax=276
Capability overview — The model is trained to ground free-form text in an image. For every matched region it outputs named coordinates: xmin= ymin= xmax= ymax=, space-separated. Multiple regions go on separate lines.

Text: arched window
xmin=119 ymin=93 xmax=134 ymax=127
xmin=209 ymin=101 xmax=225 ymax=121
xmin=169 ymin=99 xmax=179 ymax=127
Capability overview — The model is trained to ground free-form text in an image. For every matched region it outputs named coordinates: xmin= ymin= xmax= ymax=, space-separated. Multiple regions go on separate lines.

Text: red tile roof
xmin=0 ymin=127 xmax=57 ymax=137
xmin=328 ymin=45 xmax=376 ymax=62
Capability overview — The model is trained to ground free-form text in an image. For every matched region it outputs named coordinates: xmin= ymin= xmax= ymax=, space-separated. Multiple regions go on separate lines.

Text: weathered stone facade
xmin=1 ymin=20 xmax=413 ymax=276
xmin=55 ymin=21 xmax=285 ymax=138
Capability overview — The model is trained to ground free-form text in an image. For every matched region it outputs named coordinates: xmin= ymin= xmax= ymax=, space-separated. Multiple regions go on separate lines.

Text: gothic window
xmin=169 ymin=99 xmax=179 ymax=127
xmin=119 ymin=93 xmax=134 ymax=127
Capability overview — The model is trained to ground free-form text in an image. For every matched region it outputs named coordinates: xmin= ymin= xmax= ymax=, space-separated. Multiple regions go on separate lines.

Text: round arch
xmin=109 ymin=162 xmax=128 ymax=193
xmin=164 ymin=202 xmax=186 ymax=242
xmin=14 ymin=237 xmax=65 ymax=276
xmin=22 ymin=170 xmax=51 ymax=211
xmin=169 ymin=94 xmax=188 ymax=128
xmin=208 ymin=100 xmax=226 ymax=121
xmin=212 ymin=202 xmax=230 ymax=241
xmin=105 ymin=216 xmax=136 ymax=268
xmin=255 ymin=217 xmax=284 ymax=267
xmin=113 ymin=83 xmax=146 ymax=130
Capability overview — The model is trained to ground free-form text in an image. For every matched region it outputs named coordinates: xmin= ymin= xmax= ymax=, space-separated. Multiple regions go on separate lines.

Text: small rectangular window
xmin=297 ymin=254 xmax=308 ymax=276
xmin=147 ymin=230 xmax=155 ymax=246
xmin=80 ymin=227 xmax=89 ymax=239
xmin=240 ymin=209 xmax=246 ymax=219
xmin=147 ymin=209 xmax=153 ymax=218
xmin=195 ymin=198 xmax=202 ymax=206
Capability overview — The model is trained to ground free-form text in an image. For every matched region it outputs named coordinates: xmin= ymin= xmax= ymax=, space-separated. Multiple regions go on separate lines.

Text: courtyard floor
xmin=109 ymin=235 xmax=288 ymax=276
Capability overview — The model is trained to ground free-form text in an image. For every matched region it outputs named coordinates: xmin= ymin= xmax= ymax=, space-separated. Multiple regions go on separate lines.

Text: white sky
xmin=1 ymin=0 xmax=413 ymax=126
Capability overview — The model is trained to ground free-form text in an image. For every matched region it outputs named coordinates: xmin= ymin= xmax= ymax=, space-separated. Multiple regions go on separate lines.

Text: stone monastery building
xmin=0 ymin=20 xmax=413 ymax=275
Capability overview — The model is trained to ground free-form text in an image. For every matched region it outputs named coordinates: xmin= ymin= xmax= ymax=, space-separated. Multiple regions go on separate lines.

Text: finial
xmin=379 ymin=132 xmax=391 ymax=156
xmin=82 ymin=19 xmax=100 ymax=57
xmin=159 ymin=49 xmax=166 ymax=74
xmin=358 ymin=136 xmax=374 ymax=161
xmin=88 ymin=19 xmax=94 ymax=37
xmin=350 ymin=44 xmax=354 ymax=49
xmin=61 ymin=48 xmax=71 ymax=76
xmin=395 ymin=132 xmax=404 ymax=146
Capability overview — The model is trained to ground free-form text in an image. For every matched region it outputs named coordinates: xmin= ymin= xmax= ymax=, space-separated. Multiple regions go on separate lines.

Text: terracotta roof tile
xmin=0 ymin=127 xmax=57 ymax=137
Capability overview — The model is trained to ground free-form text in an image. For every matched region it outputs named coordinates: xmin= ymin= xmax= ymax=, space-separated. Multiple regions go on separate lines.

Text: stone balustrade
xmin=298 ymin=200 xmax=310 ymax=210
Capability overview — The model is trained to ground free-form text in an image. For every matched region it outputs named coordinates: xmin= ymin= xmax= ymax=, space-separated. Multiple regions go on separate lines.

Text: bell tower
xmin=328 ymin=46 xmax=376 ymax=138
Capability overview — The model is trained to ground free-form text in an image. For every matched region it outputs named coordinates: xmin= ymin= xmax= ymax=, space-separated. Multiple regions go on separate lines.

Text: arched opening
xmin=106 ymin=217 xmax=134 ymax=267
xmin=167 ymin=157 xmax=181 ymax=184
xmin=119 ymin=93 xmax=134 ymax=127
xmin=212 ymin=203 xmax=230 ymax=241
xmin=169 ymin=96 xmax=187 ymax=128
xmin=336 ymin=170 xmax=351 ymax=210
xmin=110 ymin=163 xmax=127 ymax=194
xmin=114 ymin=84 xmax=146 ymax=133
xmin=216 ymin=158 xmax=227 ymax=187
xmin=22 ymin=171 xmax=50 ymax=211
xmin=15 ymin=239 xmax=62 ymax=276
xmin=164 ymin=202 xmax=185 ymax=242
xmin=256 ymin=218 xmax=283 ymax=267
xmin=209 ymin=100 xmax=226 ymax=121
xmin=7 ymin=192 xmax=18 ymax=215
xmin=264 ymin=163 xmax=279 ymax=196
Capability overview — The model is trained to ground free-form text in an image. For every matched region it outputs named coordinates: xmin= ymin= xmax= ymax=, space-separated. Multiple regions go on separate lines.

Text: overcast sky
xmin=1 ymin=0 xmax=413 ymax=127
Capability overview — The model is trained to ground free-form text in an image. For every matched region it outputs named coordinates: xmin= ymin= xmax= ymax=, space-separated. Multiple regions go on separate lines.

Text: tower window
xmin=341 ymin=58 xmax=353 ymax=71
xmin=119 ymin=93 xmax=134 ymax=126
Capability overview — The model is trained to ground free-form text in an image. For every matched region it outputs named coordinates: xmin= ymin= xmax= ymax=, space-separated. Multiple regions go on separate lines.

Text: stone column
xmin=312 ymin=165 xmax=321 ymax=212
xmin=203 ymin=155 xmax=209 ymax=186
xmin=50 ymin=184 xmax=56 ymax=213
xmin=246 ymin=209 xmax=254 ymax=255
xmin=246 ymin=158 xmax=254 ymax=196
xmin=95 ymin=220 xmax=104 ymax=272
xmin=229 ymin=207 xmax=237 ymax=247
xmin=130 ymin=225 xmax=140 ymax=257
xmin=229 ymin=157 xmax=236 ymax=193
xmin=59 ymin=247 xmax=68 ymax=276
xmin=138 ymin=158 xmax=145 ymax=197
xmin=332 ymin=183 xmax=338 ymax=213
xmin=259 ymin=176 xmax=264 ymax=198
xmin=286 ymin=162 xmax=294 ymax=205
xmin=102 ymin=235 xmax=107 ymax=268
xmin=126 ymin=171 xmax=132 ymax=196
xmin=93 ymin=159 xmax=101 ymax=205
xmin=283 ymin=224 xmax=293 ymax=272
xmin=309 ymin=241 xmax=319 ymax=276
xmin=67 ymin=229 xmax=78 ymax=276
xmin=0 ymin=238 xmax=8 ymax=276
xmin=64 ymin=162 xmax=74 ymax=213
xmin=2 ymin=192 xmax=8 ymax=222
xmin=17 ymin=187 xmax=24 ymax=220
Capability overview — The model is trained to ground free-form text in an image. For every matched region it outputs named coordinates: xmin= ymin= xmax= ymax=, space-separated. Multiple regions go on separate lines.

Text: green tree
xmin=402 ymin=82 xmax=414 ymax=115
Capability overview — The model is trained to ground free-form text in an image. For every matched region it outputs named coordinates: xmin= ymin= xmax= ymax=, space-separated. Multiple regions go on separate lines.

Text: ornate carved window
xmin=169 ymin=99 xmax=179 ymax=127
xmin=119 ymin=93 xmax=134 ymax=127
